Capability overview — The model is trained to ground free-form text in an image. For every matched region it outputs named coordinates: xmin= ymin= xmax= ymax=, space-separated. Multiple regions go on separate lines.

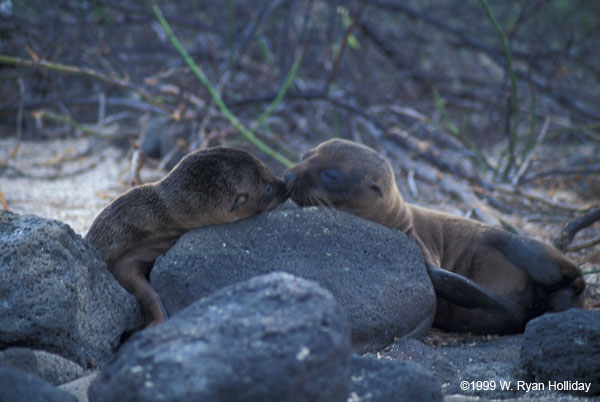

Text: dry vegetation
xmin=1 ymin=0 xmax=598 ymax=304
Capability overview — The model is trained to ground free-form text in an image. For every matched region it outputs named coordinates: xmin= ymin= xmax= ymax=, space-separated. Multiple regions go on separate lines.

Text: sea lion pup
xmin=284 ymin=139 xmax=585 ymax=334
xmin=86 ymin=147 xmax=289 ymax=327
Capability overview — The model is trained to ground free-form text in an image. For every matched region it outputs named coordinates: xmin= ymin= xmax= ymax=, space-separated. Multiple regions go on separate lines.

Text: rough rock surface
xmin=521 ymin=308 xmax=600 ymax=396
xmin=379 ymin=330 xmax=594 ymax=401
xmin=89 ymin=272 xmax=352 ymax=402
xmin=60 ymin=372 xmax=99 ymax=402
xmin=0 ymin=347 xmax=85 ymax=386
xmin=378 ymin=338 xmax=458 ymax=386
xmin=0 ymin=365 xmax=79 ymax=402
xmin=151 ymin=207 xmax=436 ymax=352
xmin=349 ymin=355 xmax=443 ymax=402
xmin=0 ymin=211 xmax=143 ymax=368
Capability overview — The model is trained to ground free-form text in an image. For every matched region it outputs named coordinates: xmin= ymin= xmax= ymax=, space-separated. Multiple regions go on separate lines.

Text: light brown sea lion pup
xmin=284 ymin=138 xmax=585 ymax=334
xmin=86 ymin=147 xmax=289 ymax=327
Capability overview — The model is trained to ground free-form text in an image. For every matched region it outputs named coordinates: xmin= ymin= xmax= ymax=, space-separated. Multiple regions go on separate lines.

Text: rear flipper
xmin=427 ymin=265 xmax=526 ymax=326
xmin=112 ymin=257 xmax=169 ymax=327
xmin=486 ymin=233 xmax=563 ymax=285
xmin=485 ymin=231 xmax=585 ymax=310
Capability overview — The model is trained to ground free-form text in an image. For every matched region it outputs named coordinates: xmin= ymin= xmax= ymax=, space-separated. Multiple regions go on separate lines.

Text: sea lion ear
xmin=369 ymin=181 xmax=384 ymax=198
xmin=230 ymin=194 xmax=248 ymax=212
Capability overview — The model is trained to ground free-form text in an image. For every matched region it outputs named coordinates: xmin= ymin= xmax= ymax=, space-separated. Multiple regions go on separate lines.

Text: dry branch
xmin=0 ymin=55 xmax=167 ymax=110
xmin=367 ymin=0 xmax=600 ymax=120
xmin=323 ymin=1 xmax=367 ymax=91
xmin=554 ymin=207 xmax=600 ymax=251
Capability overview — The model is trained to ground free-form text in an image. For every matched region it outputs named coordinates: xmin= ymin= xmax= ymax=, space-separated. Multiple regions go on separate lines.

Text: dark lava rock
xmin=349 ymin=355 xmax=443 ymax=402
xmin=379 ymin=332 xmax=589 ymax=401
xmin=0 ymin=211 xmax=143 ymax=368
xmin=435 ymin=335 xmax=523 ymax=398
xmin=0 ymin=365 xmax=79 ymax=402
xmin=151 ymin=207 xmax=436 ymax=353
xmin=521 ymin=308 xmax=600 ymax=396
xmin=377 ymin=338 xmax=457 ymax=387
xmin=0 ymin=347 xmax=84 ymax=386
xmin=89 ymin=272 xmax=352 ymax=402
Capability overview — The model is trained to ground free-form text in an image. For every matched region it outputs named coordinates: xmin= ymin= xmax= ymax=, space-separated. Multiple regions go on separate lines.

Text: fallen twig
xmin=34 ymin=110 xmax=113 ymax=139
xmin=566 ymin=236 xmax=600 ymax=253
xmin=0 ymin=189 xmax=9 ymax=210
xmin=130 ymin=147 xmax=144 ymax=187
xmin=554 ymin=207 xmax=600 ymax=251
xmin=9 ymin=77 xmax=25 ymax=160
xmin=512 ymin=116 xmax=550 ymax=186
xmin=522 ymin=164 xmax=600 ymax=182
xmin=0 ymin=54 xmax=167 ymax=110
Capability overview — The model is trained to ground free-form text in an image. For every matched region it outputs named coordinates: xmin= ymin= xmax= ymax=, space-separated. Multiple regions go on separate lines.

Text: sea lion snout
xmin=265 ymin=177 xmax=290 ymax=210
xmin=283 ymin=164 xmax=320 ymax=207
xmin=283 ymin=171 xmax=295 ymax=184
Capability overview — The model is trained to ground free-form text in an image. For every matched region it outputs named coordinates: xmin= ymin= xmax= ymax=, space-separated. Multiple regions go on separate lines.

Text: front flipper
xmin=427 ymin=265 xmax=526 ymax=325
xmin=112 ymin=256 xmax=169 ymax=327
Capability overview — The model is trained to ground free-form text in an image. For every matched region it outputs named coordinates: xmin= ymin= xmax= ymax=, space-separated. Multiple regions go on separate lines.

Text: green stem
xmin=152 ymin=3 xmax=295 ymax=167
xmin=479 ymin=0 xmax=519 ymax=180
xmin=251 ymin=55 xmax=303 ymax=133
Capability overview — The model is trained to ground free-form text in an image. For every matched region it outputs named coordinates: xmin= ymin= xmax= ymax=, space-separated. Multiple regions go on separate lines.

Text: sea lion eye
xmin=370 ymin=183 xmax=384 ymax=198
xmin=300 ymin=151 xmax=314 ymax=161
xmin=265 ymin=183 xmax=273 ymax=196
xmin=320 ymin=168 xmax=342 ymax=187
xmin=230 ymin=194 xmax=248 ymax=212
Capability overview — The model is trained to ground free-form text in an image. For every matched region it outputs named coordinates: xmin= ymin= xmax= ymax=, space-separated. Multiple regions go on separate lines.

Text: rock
xmin=433 ymin=335 xmax=523 ymax=398
xmin=521 ymin=308 xmax=600 ymax=396
xmin=0 ymin=211 xmax=143 ymax=368
xmin=0 ymin=347 xmax=85 ymax=386
xmin=349 ymin=355 xmax=443 ymax=402
xmin=376 ymin=331 xmax=591 ymax=401
xmin=376 ymin=338 xmax=457 ymax=386
xmin=151 ymin=207 xmax=436 ymax=352
xmin=88 ymin=272 xmax=352 ymax=402
xmin=0 ymin=365 xmax=79 ymax=402
xmin=60 ymin=372 xmax=99 ymax=402
xmin=140 ymin=115 xmax=169 ymax=158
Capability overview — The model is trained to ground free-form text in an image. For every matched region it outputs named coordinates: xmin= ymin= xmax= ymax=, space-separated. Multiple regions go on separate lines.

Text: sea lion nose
xmin=283 ymin=171 xmax=295 ymax=184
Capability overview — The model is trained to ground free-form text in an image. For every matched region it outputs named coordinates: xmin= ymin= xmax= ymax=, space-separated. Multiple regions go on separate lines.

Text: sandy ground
xmin=1 ymin=137 xmax=161 ymax=235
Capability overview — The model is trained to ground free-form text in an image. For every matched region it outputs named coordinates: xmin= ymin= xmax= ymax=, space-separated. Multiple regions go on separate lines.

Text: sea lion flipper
xmin=486 ymin=232 xmax=563 ymax=286
xmin=427 ymin=265 xmax=526 ymax=323
xmin=112 ymin=258 xmax=167 ymax=327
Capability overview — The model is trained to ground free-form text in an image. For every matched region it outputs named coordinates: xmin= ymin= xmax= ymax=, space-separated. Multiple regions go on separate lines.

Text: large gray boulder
xmin=0 ymin=347 xmax=85 ymax=386
xmin=349 ymin=355 xmax=443 ymax=402
xmin=0 ymin=365 xmax=79 ymax=402
xmin=151 ymin=207 xmax=436 ymax=352
xmin=521 ymin=308 xmax=600 ymax=396
xmin=89 ymin=272 xmax=352 ymax=402
xmin=0 ymin=211 xmax=143 ymax=368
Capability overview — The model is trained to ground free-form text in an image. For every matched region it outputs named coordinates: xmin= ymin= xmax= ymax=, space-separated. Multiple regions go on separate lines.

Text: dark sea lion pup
xmin=284 ymin=138 xmax=585 ymax=334
xmin=86 ymin=147 xmax=289 ymax=326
